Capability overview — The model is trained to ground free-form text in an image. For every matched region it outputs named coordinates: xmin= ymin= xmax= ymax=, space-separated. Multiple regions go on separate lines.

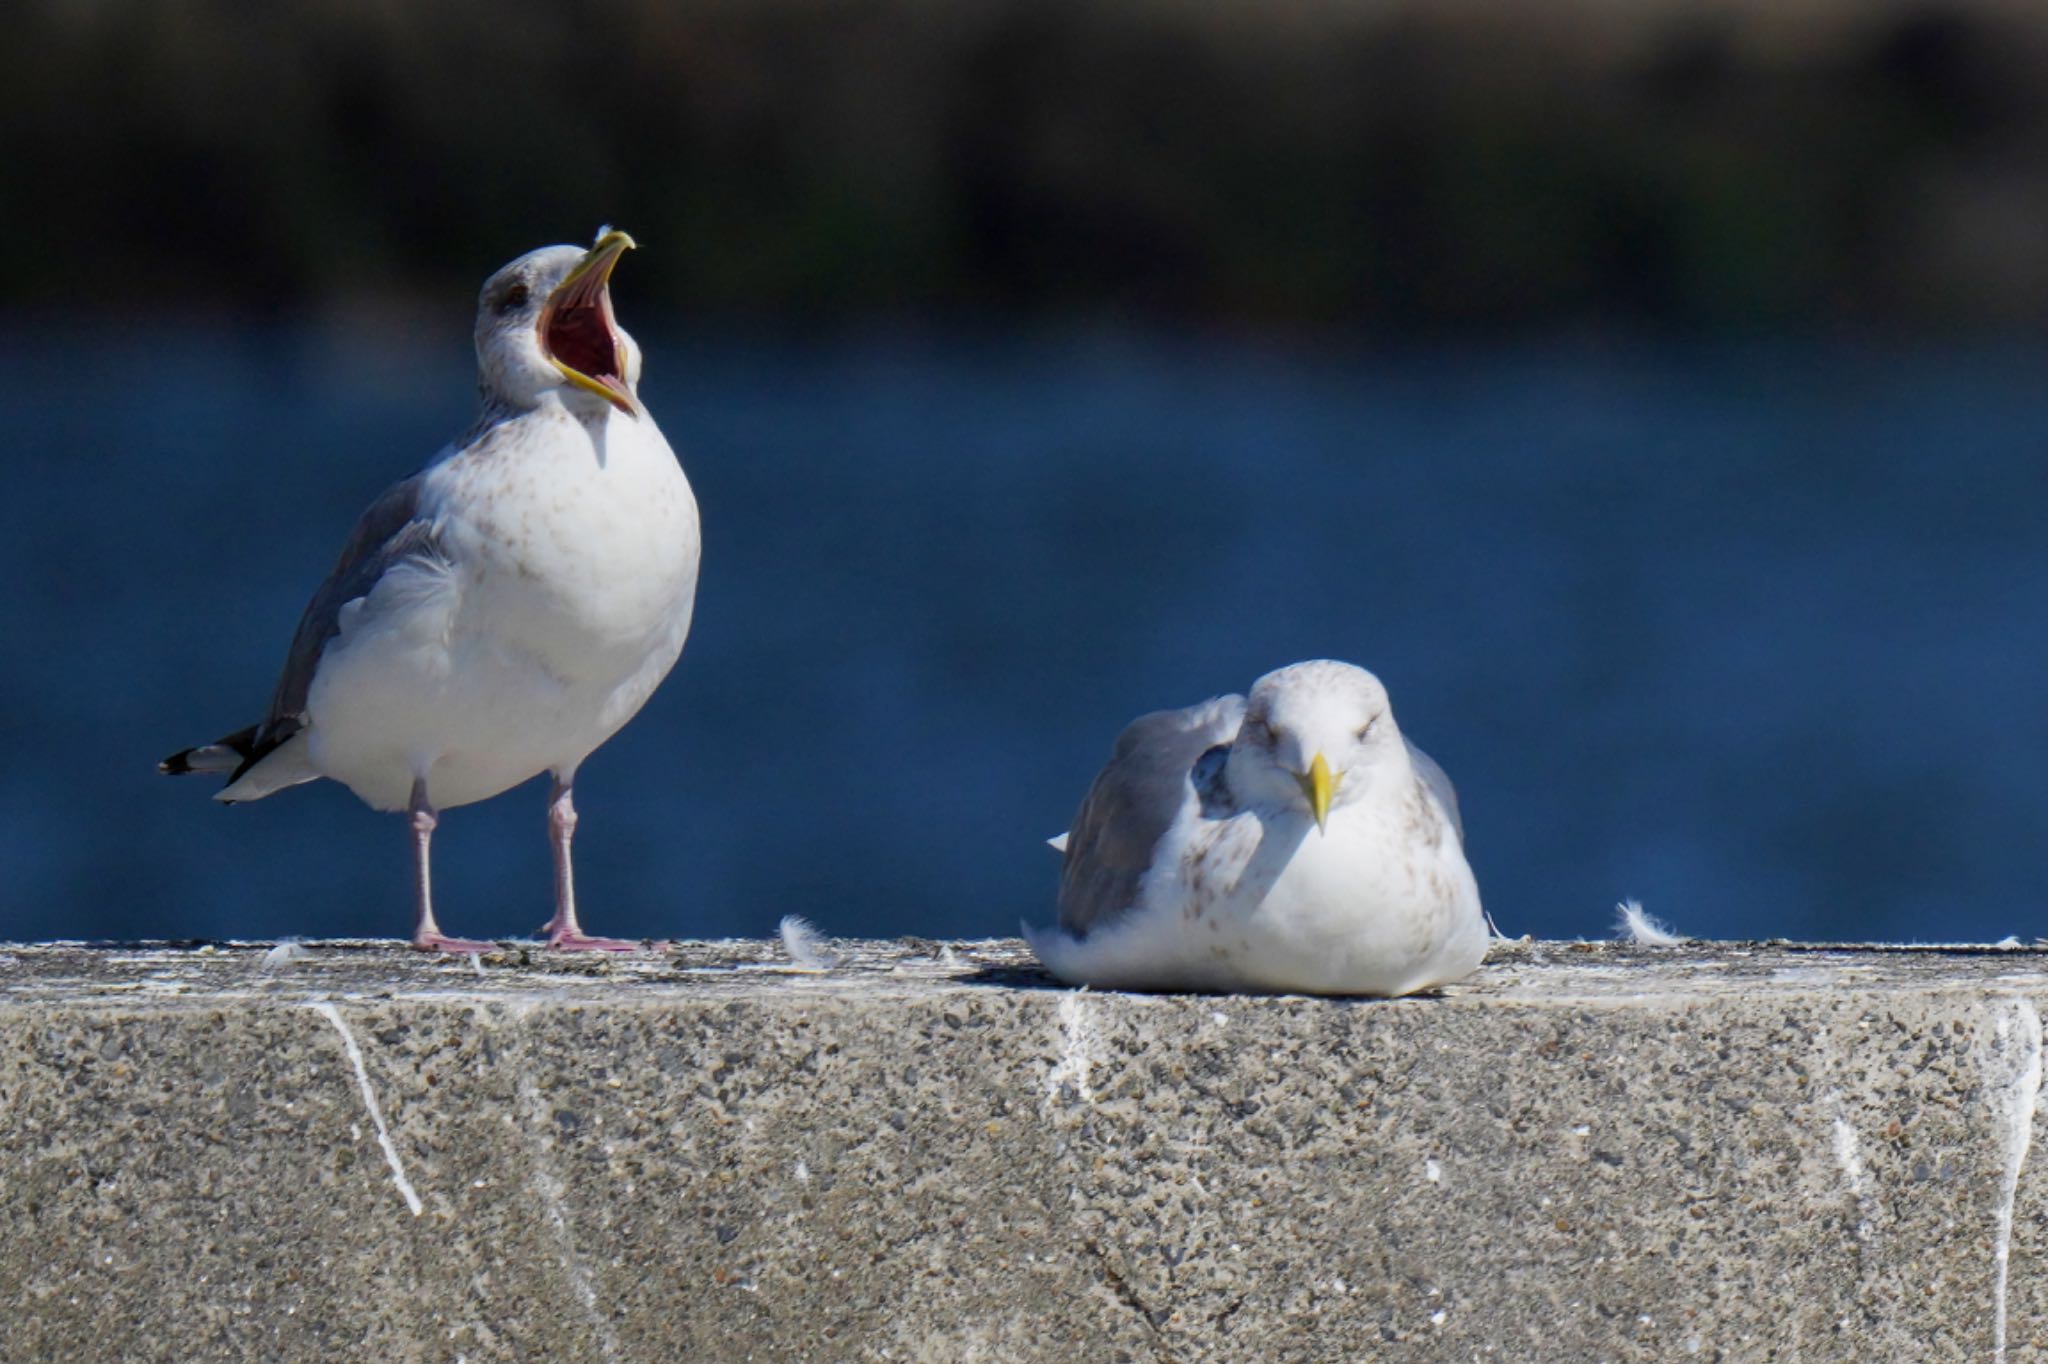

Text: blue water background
xmin=5 ymin=320 xmax=2046 ymax=945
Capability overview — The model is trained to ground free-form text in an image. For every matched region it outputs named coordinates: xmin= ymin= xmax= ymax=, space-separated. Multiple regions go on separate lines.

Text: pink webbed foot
xmin=413 ymin=931 xmax=499 ymax=954
xmin=542 ymin=928 xmax=645 ymax=953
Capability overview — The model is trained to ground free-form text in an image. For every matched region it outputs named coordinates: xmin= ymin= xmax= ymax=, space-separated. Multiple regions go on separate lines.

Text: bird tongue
xmin=544 ymin=284 xmax=624 ymax=398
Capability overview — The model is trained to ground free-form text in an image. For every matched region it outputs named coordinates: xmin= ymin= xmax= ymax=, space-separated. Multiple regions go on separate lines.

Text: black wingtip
xmin=159 ymin=724 xmax=267 ymax=781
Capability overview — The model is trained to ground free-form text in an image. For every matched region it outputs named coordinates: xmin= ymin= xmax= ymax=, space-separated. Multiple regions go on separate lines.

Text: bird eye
xmin=496 ymin=282 xmax=530 ymax=314
xmin=1356 ymin=717 xmax=1378 ymax=741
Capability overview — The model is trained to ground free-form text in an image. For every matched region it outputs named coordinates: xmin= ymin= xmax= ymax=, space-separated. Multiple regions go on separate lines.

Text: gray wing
xmin=1056 ymin=694 xmax=1246 ymax=937
xmin=1405 ymin=738 xmax=1464 ymax=844
xmin=229 ymin=475 xmax=440 ymax=780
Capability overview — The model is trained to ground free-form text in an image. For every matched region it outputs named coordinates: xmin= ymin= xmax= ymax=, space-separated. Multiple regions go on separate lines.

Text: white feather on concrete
xmin=778 ymin=915 xmax=843 ymax=971
xmin=260 ymin=940 xmax=313 ymax=971
xmin=1614 ymin=900 xmax=1684 ymax=946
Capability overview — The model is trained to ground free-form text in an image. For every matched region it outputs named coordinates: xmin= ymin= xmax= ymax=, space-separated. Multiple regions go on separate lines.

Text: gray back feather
xmin=1057 ymin=694 xmax=1245 ymax=936
xmin=239 ymin=475 xmax=439 ymax=769
xmin=1405 ymin=738 xmax=1464 ymax=843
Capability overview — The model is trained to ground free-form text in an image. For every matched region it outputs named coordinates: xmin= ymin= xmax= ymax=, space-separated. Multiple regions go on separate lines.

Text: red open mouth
xmin=539 ymin=236 xmax=635 ymax=413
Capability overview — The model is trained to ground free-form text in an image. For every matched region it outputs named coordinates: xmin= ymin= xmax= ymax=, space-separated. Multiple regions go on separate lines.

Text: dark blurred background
xmin=16 ymin=0 xmax=2048 ymax=326
xmin=6 ymin=0 xmax=2047 ymax=944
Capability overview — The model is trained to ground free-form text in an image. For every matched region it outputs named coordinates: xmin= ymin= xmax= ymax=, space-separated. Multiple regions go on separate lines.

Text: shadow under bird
xmin=161 ymin=229 xmax=701 ymax=951
xmin=1027 ymin=660 xmax=1489 ymax=996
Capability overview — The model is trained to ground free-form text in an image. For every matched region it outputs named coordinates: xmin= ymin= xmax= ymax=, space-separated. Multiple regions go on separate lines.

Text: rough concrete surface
xmin=2 ymin=937 xmax=2046 ymax=1362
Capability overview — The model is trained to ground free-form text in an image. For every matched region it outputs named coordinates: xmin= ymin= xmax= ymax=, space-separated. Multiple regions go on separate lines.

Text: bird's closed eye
xmin=1356 ymin=716 xmax=1380 ymax=741
xmin=495 ymin=282 xmax=530 ymax=314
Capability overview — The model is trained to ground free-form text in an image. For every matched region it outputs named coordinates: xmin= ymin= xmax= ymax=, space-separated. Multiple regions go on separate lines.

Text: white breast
xmin=437 ymin=404 xmax=701 ymax=672
xmin=306 ymin=401 xmax=701 ymax=811
xmin=1240 ymin=803 xmax=1486 ymax=995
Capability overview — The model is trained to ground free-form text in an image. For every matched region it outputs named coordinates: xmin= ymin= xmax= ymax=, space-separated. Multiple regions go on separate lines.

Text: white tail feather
xmin=215 ymin=733 xmax=322 ymax=803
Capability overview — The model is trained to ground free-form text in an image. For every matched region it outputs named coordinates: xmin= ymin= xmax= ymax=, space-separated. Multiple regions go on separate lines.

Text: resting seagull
xmin=1026 ymin=660 xmax=1488 ymax=996
xmin=162 ymin=229 xmax=700 ymax=952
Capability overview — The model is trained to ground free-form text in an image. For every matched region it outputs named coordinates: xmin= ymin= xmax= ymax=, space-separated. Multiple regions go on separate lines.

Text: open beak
xmin=540 ymin=229 xmax=637 ymax=415
xmin=1296 ymin=752 xmax=1340 ymax=833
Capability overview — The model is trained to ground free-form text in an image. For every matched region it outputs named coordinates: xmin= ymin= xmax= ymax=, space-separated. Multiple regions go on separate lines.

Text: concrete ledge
xmin=3 ymin=939 xmax=2046 ymax=1361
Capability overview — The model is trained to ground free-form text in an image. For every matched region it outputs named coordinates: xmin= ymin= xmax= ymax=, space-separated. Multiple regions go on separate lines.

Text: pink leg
xmin=407 ymin=778 xmax=495 ymax=953
xmin=539 ymin=776 xmax=639 ymax=951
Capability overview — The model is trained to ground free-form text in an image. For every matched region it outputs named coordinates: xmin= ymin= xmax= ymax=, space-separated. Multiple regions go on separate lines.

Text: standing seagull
xmin=1027 ymin=660 xmax=1488 ymax=996
xmin=162 ymin=229 xmax=701 ymax=952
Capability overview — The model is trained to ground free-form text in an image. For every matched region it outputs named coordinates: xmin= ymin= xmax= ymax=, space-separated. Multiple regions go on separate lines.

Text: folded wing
xmin=1055 ymin=694 xmax=1245 ymax=937
xmin=159 ymin=472 xmax=440 ymax=798
xmin=1405 ymin=738 xmax=1464 ymax=844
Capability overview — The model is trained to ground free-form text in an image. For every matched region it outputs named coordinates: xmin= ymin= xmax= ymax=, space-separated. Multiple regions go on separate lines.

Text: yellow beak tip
xmin=1300 ymin=752 xmax=1338 ymax=831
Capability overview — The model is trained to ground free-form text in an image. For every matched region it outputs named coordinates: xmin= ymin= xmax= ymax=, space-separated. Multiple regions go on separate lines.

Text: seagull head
xmin=474 ymin=228 xmax=643 ymax=418
xmin=1226 ymin=660 xmax=1404 ymax=833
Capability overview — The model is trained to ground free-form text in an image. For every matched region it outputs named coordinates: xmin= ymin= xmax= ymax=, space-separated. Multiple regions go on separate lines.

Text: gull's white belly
xmin=306 ymin=406 xmax=701 ymax=811
xmin=1033 ymin=799 xmax=1487 ymax=997
xmin=1221 ymin=809 xmax=1486 ymax=995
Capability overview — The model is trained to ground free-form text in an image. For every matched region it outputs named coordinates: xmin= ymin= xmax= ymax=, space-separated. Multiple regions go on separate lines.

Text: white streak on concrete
xmin=307 ymin=1000 xmax=423 ymax=1217
xmin=1985 ymin=997 xmax=2042 ymax=1364
xmin=516 ymin=1070 xmax=621 ymax=1361
xmin=1047 ymin=992 xmax=1098 ymax=1103
xmin=1829 ymin=1113 xmax=1875 ymax=1241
